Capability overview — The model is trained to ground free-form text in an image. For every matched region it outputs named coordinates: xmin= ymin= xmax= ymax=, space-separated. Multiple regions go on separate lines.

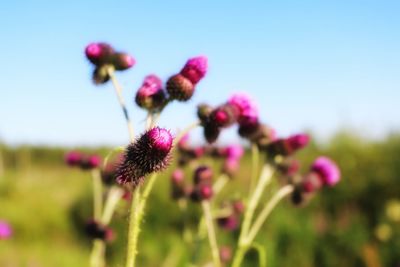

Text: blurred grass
xmin=0 ymin=131 xmax=400 ymax=267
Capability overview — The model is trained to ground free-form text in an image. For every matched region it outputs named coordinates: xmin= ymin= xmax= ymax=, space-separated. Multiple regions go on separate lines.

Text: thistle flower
xmin=222 ymin=158 xmax=240 ymax=177
xmin=302 ymin=172 xmax=324 ymax=193
xmin=287 ymin=133 xmax=310 ymax=151
xmin=135 ymin=75 xmax=166 ymax=110
xmin=203 ymin=123 xmax=221 ymax=144
xmin=265 ymin=133 xmax=310 ymax=157
xmin=80 ymin=155 xmax=102 ymax=170
xmin=217 ymin=215 xmax=239 ymax=231
xmin=166 ymin=74 xmax=195 ymax=101
xmin=85 ymin=220 xmax=114 ymax=242
xmin=209 ymin=104 xmax=239 ymax=128
xmin=0 ymin=221 xmax=12 ymax=240
xmin=85 ymin=42 xmax=114 ymax=66
xmin=112 ymin=52 xmax=135 ymax=71
xmin=224 ymin=144 xmax=244 ymax=161
xmin=65 ymin=151 xmax=82 ymax=167
xmin=190 ymin=183 xmax=213 ymax=201
xmin=193 ymin=165 xmax=213 ymax=185
xmin=180 ymin=56 xmax=208 ymax=85
xmin=228 ymin=93 xmax=258 ymax=125
xmin=92 ymin=65 xmax=111 ymax=84
xmin=197 ymin=103 xmax=213 ymax=124
xmin=276 ymin=159 xmax=300 ymax=177
xmin=116 ymin=127 xmax=173 ymax=188
xmin=311 ymin=156 xmax=340 ymax=187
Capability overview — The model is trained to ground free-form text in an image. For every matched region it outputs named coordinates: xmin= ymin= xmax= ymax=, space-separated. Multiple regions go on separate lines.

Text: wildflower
xmin=180 ymin=56 xmax=208 ymax=85
xmin=264 ymin=133 xmax=310 ymax=157
xmin=223 ymin=144 xmax=244 ymax=161
xmin=209 ymin=104 xmax=239 ymax=128
xmin=85 ymin=220 xmax=114 ymax=242
xmin=197 ymin=103 xmax=213 ymax=124
xmin=203 ymin=123 xmax=221 ymax=144
xmin=217 ymin=215 xmax=239 ymax=231
xmin=135 ymin=75 xmax=166 ymax=111
xmin=0 ymin=221 xmax=12 ymax=240
xmin=80 ymin=155 xmax=102 ymax=170
xmin=228 ymin=93 xmax=258 ymax=125
xmin=92 ymin=65 xmax=111 ymax=84
xmin=85 ymin=42 xmax=114 ymax=66
xmin=311 ymin=156 xmax=340 ymax=187
xmin=193 ymin=166 xmax=213 ymax=185
xmin=65 ymin=151 xmax=82 ymax=167
xmin=112 ymin=52 xmax=135 ymax=71
xmin=116 ymin=127 xmax=173 ymax=188
xmin=190 ymin=183 xmax=213 ymax=201
xmin=222 ymin=158 xmax=240 ymax=177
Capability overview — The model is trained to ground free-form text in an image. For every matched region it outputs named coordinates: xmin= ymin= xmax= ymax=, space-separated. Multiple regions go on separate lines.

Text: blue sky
xmin=0 ymin=0 xmax=399 ymax=146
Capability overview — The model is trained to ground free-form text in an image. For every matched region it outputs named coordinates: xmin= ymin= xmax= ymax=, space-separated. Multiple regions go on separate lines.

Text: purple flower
xmin=0 ymin=221 xmax=12 ymax=239
xmin=135 ymin=75 xmax=166 ymax=110
xmin=116 ymin=127 xmax=173 ymax=188
xmin=224 ymin=144 xmax=244 ymax=161
xmin=209 ymin=104 xmax=239 ymax=128
xmin=166 ymin=74 xmax=195 ymax=101
xmin=65 ymin=151 xmax=82 ymax=167
xmin=193 ymin=166 xmax=213 ymax=185
xmin=180 ymin=56 xmax=208 ymax=84
xmin=171 ymin=169 xmax=185 ymax=184
xmin=85 ymin=42 xmax=114 ymax=66
xmin=80 ymin=155 xmax=102 ymax=170
xmin=228 ymin=93 xmax=258 ymax=125
xmin=217 ymin=215 xmax=239 ymax=231
xmin=112 ymin=52 xmax=135 ymax=71
xmin=311 ymin=156 xmax=341 ymax=186
xmin=287 ymin=133 xmax=310 ymax=151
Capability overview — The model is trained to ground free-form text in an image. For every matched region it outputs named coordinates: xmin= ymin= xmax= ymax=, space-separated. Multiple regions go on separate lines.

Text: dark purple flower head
xmin=194 ymin=165 xmax=213 ymax=185
xmin=135 ymin=75 xmax=166 ymax=110
xmin=210 ymin=104 xmax=239 ymax=128
xmin=0 ymin=221 xmax=12 ymax=239
xmin=302 ymin=172 xmax=324 ymax=193
xmin=79 ymin=155 xmax=101 ymax=170
xmin=203 ymin=123 xmax=221 ymax=144
xmin=190 ymin=183 xmax=214 ymax=202
xmin=311 ymin=156 xmax=340 ymax=187
xmin=85 ymin=220 xmax=114 ymax=242
xmin=112 ymin=52 xmax=135 ymax=71
xmin=180 ymin=56 xmax=208 ymax=84
xmin=65 ymin=151 xmax=82 ymax=167
xmin=287 ymin=133 xmax=310 ymax=151
xmin=85 ymin=42 xmax=114 ymax=66
xmin=166 ymin=74 xmax=195 ymax=101
xmin=116 ymin=127 xmax=173 ymax=188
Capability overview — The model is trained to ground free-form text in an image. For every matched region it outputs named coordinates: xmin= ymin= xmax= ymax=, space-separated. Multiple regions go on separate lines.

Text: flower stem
xmin=125 ymin=173 xmax=159 ymax=267
xmin=245 ymin=184 xmax=294 ymax=244
xmin=201 ymin=200 xmax=221 ymax=267
xmin=232 ymin=164 xmax=274 ymax=267
xmin=90 ymin=239 xmax=105 ymax=267
xmin=101 ymin=186 xmax=124 ymax=225
xmin=91 ymin=169 xmax=103 ymax=221
xmin=107 ymin=67 xmax=135 ymax=141
xmin=213 ymin=174 xmax=229 ymax=195
xmin=249 ymin=144 xmax=259 ymax=194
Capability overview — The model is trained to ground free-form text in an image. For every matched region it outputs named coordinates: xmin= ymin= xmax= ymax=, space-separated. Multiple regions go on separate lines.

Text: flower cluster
xmin=85 ymin=42 xmax=135 ymax=84
xmin=65 ymin=151 xmax=101 ymax=170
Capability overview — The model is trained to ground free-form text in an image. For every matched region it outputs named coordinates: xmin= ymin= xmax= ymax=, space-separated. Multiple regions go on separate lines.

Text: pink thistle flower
xmin=197 ymin=103 xmax=213 ymax=124
xmin=166 ymin=74 xmax=195 ymax=101
xmin=228 ymin=93 xmax=259 ymax=125
xmin=79 ymin=155 xmax=102 ymax=170
xmin=210 ymin=104 xmax=239 ymax=128
xmin=287 ymin=133 xmax=310 ymax=151
xmin=224 ymin=144 xmax=244 ymax=161
xmin=85 ymin=42 xmax=114 ymax=66
xmin=135 ymin=75 xmax=166 ymax=110
xmin=180 ymin=56 xmax=208 ymax=84
xmin=171 ymin=169 xmax=185 ymax=184
xmin=302 ymin=172 xmax=324 ymax=193
xmin=222 ymin=158 xmax=240 ymax=177
xmin=0 ymin=221 xmax=12 ymax=239
xmin=217 ymin=215 xmax=239 ymax=231
xmin=194 ymin=166 xmax=213 ymax=185
xmin=190 ymin=183 xmax=214 ymax=201
xmin=112 ymin=52 xmax=135 ymax=71
xmin=65 ymin=151 xmax=81 ymax=167
xmin=311 ymin=156 xmax=341 ymax=187
xmin=116 ymin=127 xmax=173 ymax=188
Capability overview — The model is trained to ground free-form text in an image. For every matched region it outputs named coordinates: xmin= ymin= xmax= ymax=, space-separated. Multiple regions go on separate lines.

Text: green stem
xmin=90 ymin=239 xmax=105 ymax=267
xmin=201 ymin=201 xmax=221 ymax=267
xmin=232 ymin=164 xmax=274 ymax=267
xmin=245 ymin=184 xmax=294 ymax=244
xmin=101 ymin=186 xmax=124 ymax=225
xmin=125 ymin=173 xmax=159 ymax=267
xmin=107 ymin=66 xmax=135 ymax=141
xmin=213 ymin=174 xmax=229 ymax=195
xmin=91 ymin=169 xmax=103 ymax=221
xmin=249 ymin=144 xmax=260 ymax=194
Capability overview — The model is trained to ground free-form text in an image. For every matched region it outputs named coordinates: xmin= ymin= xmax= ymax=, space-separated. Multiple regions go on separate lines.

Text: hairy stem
xmin=245 ymin=184 xmax=294 ymax=244
xmin=125 ymin=173 xmax=159 ymax=267
xmin=90 ymin=239 xmax=105 ymax=267
xmin=202 ymin=201 xmax=221 ymax=267
xmin=107 ymin=67 xmax=135 ymax=141
xmin=101 ymin=186 xmax=124 ymax=225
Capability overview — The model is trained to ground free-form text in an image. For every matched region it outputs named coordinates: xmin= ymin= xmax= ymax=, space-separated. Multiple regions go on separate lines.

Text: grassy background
xmin=1 ymin=131 xmax=399 ymax=267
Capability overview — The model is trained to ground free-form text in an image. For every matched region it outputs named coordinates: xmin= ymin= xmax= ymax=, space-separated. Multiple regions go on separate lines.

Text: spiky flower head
xmin=79 ymin=155 xmax=101 ymax=170
xmin=203 ymin=123 xmax=221 ymax=144
xmin=287 ymin=133 xmax=310 ymax=151
xmin=190 ymin=183 xmax=213 ymax=201
xmin=116 ymin=127 xmax=173 ymax=188
xmin=85 ymin=42 xmax=114 ymax=66
xmin=0 ymin=221 xmax=12 ymax=240
xmin=112 ymin=52 xmax=135 ymax=71
xmin=223 ymin=144 xmax=244 ymax=161
xmin=166 ymin=74 xmax=195 ymax=101
xmin=180 ymin=56 xmax=208 ymax=84
xmin=194 ymin=165 xmax=213 ymax=185
xmin=228 ymin=93 xmax=259 ymax=125
xmin=135 ymin=75 xmax=166 ymax=110
xmin=311 ymin=156 xmax=340 ymax=187
xmin=265 ymin=133 xmax=309 ymax=157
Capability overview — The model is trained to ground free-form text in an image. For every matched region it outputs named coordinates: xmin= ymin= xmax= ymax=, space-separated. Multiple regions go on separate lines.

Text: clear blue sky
xmin=1 ymin=0 xmax=399 ymax=146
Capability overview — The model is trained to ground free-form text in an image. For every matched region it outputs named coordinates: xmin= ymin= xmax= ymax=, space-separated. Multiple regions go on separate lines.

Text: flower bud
xmin=112 ymin=52 xmax=135 ymax=71
xmin=135 ymin=75 xmax=166 ymax=111
xmin=193 ymin=165 xmax=213 ymax=185
xmin=79 ymin=155 xmax=102 ymax=170
xmin=209 ymin=104 xmax=239 ymax=128
xmin=287 ymin=133 xmax=310 ymax=151
xmin=311 ymin=156 xmax=340 ymax=187
xmin=190 ymin=183 xmax=214 ymax=201
xmin=85 ymin=42 xmax=114 ymax=66
xmin=217 ymin=215 xmax=239 ymax=231
xmin=92 ymin=65 xmax=110 ymax=84
xmin=197 ymin=103 xmax=213 ymax=124
xmin=228 ymin=93 xmax=258 ymax=125
xmin=180 ymin=56 xmax=208 ymax=84
xmin=85 ymin=220 xmax=114 ymax=242
xmin=302 ymin=172 xmax=323 ymax=193
xmin=224 ymin=144 xmax=244 ymax=161
xmin=116 ymin=127 xmax=173 ymax=188
xmin=65 ymin=151 xmax=82 ymax=167
xmin=166 ymin=74 xmax=194 ymax=101
xmin=232 ymin=200 xmax=245 ymax=214
xmin=203 ymin=123 xmax=221 ymax=144
xmin=171 ymin=169 xmax=185 ymax=184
